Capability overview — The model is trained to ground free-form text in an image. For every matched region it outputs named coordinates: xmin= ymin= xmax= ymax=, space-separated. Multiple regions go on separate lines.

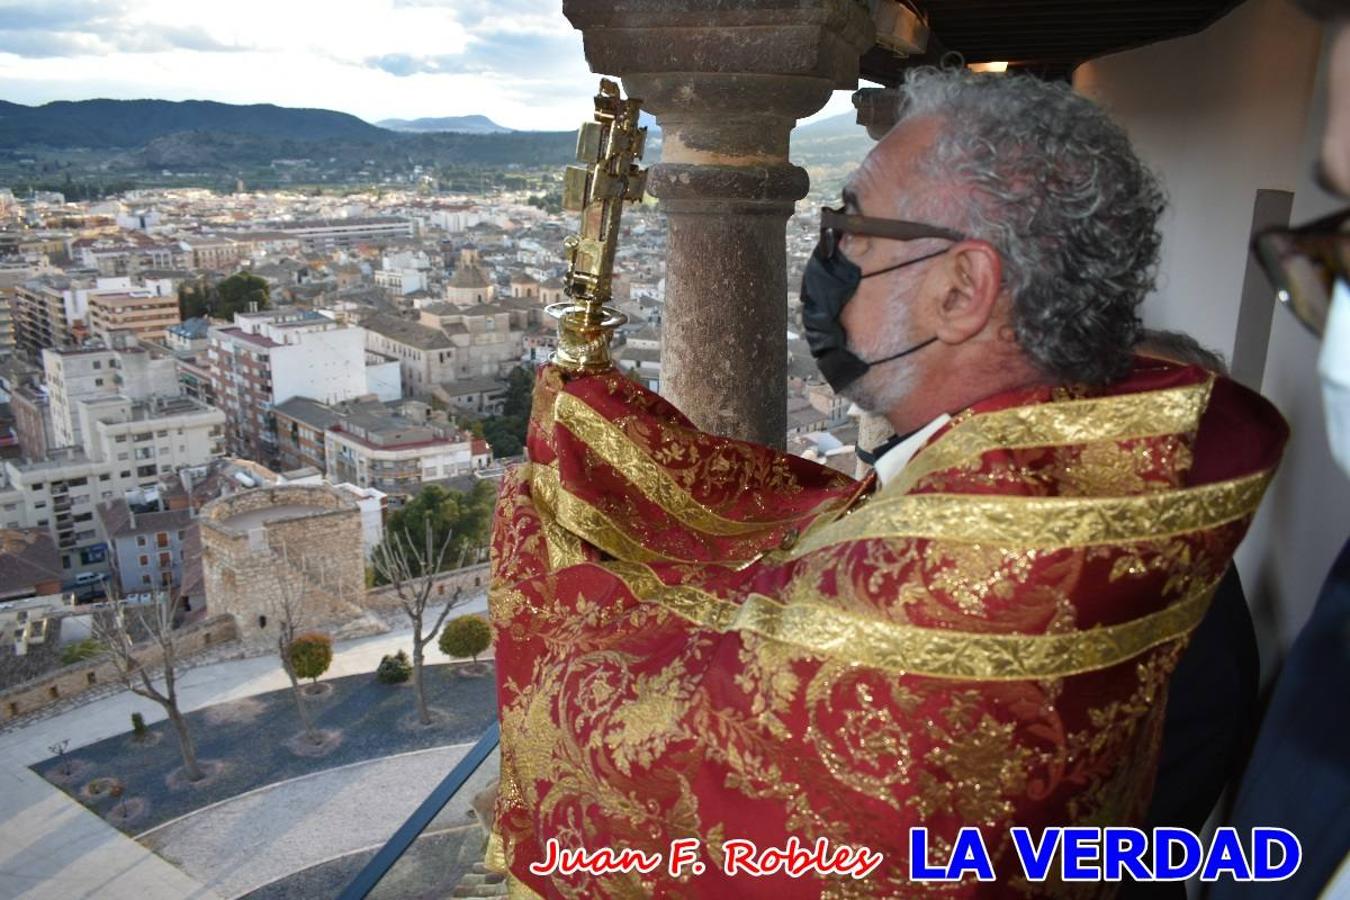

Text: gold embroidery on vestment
xmin=601 ymin=561 xmax=1221 ymax=680
xmin=790 ymin=470 xmax=1272 ymax=556
xmin=893 ymin=379 xmax=1213 ymax=494
xmin=554 ymin=391 xmax=849 ymax=535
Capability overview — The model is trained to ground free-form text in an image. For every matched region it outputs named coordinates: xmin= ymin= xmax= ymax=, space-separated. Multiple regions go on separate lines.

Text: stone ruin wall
xmin=200 ymin=486 xmax=366 ymax=641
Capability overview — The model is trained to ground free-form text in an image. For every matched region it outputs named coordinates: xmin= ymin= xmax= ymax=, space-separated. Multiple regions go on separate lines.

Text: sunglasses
xmin=818 ymin=206 xmax=967 ymax=258
xmin=1252 ymin=206 xmax=1350 ymax=337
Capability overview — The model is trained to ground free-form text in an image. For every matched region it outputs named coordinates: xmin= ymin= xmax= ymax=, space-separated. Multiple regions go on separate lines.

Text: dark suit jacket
xmin=1119 ymin=565 xmax=1261 ymax=900
xmin=1209 ymin=537 xmax=1350 ymax=900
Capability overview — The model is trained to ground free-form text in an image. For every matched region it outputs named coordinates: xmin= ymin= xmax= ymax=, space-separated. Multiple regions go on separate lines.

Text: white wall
xmin=270 ymin=327 xmax=368 ymax=406
xmin=365 ymin=360 xmax=403 ymax=402
xmin=1076 ymin=0 xmax=1322 ymax=358
xmin=1075 ymin=0 xmax=1346 ymax=659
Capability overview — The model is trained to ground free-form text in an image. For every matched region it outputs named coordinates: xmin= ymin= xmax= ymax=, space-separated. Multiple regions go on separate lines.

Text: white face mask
xmin=1321 ymin=279 xmax=1350 ymax=480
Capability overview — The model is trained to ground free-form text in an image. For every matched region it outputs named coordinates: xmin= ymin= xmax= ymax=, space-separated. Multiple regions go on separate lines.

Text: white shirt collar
xmin=873 ymin=413 xmax=951 ymax=487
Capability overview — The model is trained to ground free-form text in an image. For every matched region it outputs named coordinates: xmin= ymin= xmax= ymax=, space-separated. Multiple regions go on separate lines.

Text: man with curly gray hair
xmin=803 ymin=67 xmax=1167 ymax=438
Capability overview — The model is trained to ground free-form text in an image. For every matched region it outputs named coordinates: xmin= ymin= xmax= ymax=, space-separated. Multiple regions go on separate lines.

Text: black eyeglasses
xmin=818 ymin=206 xmax=967 ymax=258
xmin=1252 ymin=206 xmax=1350 ymax=337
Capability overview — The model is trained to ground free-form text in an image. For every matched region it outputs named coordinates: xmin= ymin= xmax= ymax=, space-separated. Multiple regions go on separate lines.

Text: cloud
xmin=0 ymin=0 xmax=604 ymax=130
xmin=366 ymin=30 xmax=585 ymax=79
xmin=0 ymin=0 xmax=244 ymax=58
xmin=0 ymin=0 xmax=126 ymax=33
xmin=391 ymin=0 xmax=558 ymax=29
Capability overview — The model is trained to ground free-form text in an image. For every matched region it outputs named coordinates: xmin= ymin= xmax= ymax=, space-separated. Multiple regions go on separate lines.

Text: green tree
xmin=289 ymin=632 xmax=333 ymax=684
xmin=214 ymin=271 xmax=271 ymax=316
xmin=474 ymin=366 xmax=534 ymax=458
xmin=501 ymin=366 xmax=535 ymax=419
xmin=439 ymin=615 xmax=492 ymax=663
xmin=60 ymin=638 xmax=104 ymax=666
xmin=179 ymin=271 xmax=270 ymax=321
xmin=178 ymin=279 xmax=210 ymax=320
xmin=372 ymin=481 xmax=496 ymax=584
xmin=481 ymin=416 xmax=524 ymax=458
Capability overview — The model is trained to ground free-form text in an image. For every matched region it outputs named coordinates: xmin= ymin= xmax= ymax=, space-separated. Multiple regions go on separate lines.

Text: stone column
xmin=851 ymin=86 xmax=904 ymax=476
xmin=565 ymin=0 xmax=875 ymax=447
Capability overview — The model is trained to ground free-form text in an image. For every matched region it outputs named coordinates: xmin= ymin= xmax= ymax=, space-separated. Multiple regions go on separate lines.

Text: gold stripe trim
xmin=790 ymin=471 xmax=1273 ymax=556
xmin=604 ymin=560 xmax=1218 ymax=680
xmin=507 ymin=873 xmax=545 ymax=899
xmin=525 ymin=464 xmax=590 ymax=569
xmin=555 ymin=391 xmax=845 ymax=536
xmin=484 ymin=828 xmax=508 ymax=875
xmin=892 ymin=378 xmax=1215 ymax=494
xmin=531 ymin=464 xmax=687 ymax=564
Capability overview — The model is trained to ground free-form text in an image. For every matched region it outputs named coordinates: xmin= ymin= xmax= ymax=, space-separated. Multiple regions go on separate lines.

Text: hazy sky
xmin=0 ymin=0 xmax=860 ymax=131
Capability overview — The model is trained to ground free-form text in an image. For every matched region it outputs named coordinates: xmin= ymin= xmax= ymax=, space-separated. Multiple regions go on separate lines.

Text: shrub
xmin=377 ymin=650 xmax=412 ymax=684
xmin=439 ymin=616 xmax=492 ymax=663
xmin=131 ymin=712 xmax=147 ymax=739
xmin=289 ymin=632 xmax=333 ymax=684
xmin=61 ymin=639 xmax=104 ymax=666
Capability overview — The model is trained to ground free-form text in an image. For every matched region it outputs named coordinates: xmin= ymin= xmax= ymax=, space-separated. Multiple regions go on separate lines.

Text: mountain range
xmin=0 ymin=99 xmax=388 ymax=149
xmin=0 ymin=98 xmax=872 ymax=181
xmin=376 ymin=114 xmax=512 ymax=134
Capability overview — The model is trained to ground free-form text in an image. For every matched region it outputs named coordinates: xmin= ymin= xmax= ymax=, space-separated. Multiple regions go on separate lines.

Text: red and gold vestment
xmin=486 ymin=356 xmax=1287 ymax=898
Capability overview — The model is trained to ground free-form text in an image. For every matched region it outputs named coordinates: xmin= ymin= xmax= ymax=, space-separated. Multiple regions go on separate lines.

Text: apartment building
xmin=272 ymin=393 xmax=490 ymax=501
xmin=12 ymin=279 xmax=75 ymax=359
xmin=42 ymin=346 xmax=120 ymax=450
xmin=180 ymin=236 xmax=240 ymax=271
xmin=360 ymin=313 xmax=456 ymax=397
xmin=95 ymin=493 xmax=194 ymax=593
xmin=10 ymin=379 xmax=54 ymax=460
xmin=0 ymin=395 xmax=225 ymax=576
xmin=207 ymin=310 xmax=373 ymax=461
xmin=12 ymin=275 xmax=178 ymax=360
xmin=87 ymin=289 xmax=181 ymax=344
xmin=42 ymin=339 xmax=180 ymax=451
xmin=325 ymin=410 xmax=490 ymax=501
xmin=67 ymin=233 xmax=190 ymax=275
xmin=271 ymin=396 xmax=343 ymax=474
xmin=265 ymin=217 xmax=414 ymax=251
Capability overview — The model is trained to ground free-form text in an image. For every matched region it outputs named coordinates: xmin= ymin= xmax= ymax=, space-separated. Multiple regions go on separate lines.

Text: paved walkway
xmin=139 ymin=744 xmax=491 ymax=899
xmin=0 ymin=595 xmax=489 ymax=900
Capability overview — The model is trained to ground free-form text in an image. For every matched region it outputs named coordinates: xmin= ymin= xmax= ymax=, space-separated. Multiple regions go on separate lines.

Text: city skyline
xmin=0 ymin=0 xmax=861 ymax=131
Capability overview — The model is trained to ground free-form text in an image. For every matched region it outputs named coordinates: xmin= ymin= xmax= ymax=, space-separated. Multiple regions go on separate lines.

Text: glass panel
xmin=368 ymin=747 xmax=502 ymax=900
xmin=245 ymin=723 xmax=502 ymax=900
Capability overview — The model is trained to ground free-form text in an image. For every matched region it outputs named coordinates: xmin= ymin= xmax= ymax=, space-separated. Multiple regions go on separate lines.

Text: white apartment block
xmin=373 ymin=268 xmax=426 ymax=296
xmin=207 ymin=310 xmax=375 ymax=460
xmin=43 ymin=340 xmax=181 ymax=451
xmin=0 ymin=395 xmax=225 ymax=576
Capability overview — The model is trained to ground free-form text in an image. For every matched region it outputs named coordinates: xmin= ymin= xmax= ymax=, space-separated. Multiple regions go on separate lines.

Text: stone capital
xmin=564 ymin=0 xmax=875 ymax=89
xmin=852 ymin=86 xmax=903 ymax=141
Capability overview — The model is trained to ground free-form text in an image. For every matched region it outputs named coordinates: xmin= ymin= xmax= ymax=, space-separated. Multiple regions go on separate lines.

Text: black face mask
xmin=800 ymin=238 xmax=944 ymax=394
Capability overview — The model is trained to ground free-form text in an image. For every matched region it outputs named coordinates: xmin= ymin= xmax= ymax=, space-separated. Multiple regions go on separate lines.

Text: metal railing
xmin=337 ymin=720 xmax=501 ymax=900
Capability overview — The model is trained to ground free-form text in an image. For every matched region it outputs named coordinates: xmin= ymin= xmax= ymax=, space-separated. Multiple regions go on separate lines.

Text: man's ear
xmin=933 ymin=241 xmax=1003 ymax=343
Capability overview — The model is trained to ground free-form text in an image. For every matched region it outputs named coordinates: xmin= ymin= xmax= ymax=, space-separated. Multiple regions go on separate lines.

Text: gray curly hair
xmin=896 ymin=68 xmax=1166 ymax=386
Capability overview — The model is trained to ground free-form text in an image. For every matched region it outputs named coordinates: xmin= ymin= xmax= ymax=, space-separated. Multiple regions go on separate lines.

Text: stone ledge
xmin=0 ymin=613 xmax=241 ymax=726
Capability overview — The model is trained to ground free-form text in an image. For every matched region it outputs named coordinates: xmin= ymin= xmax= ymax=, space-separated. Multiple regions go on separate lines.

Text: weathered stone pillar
xmin=851 ymin=86 xmax=904 ymax=476
xmin=565 ymin=0 xmax=875 ymax=446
